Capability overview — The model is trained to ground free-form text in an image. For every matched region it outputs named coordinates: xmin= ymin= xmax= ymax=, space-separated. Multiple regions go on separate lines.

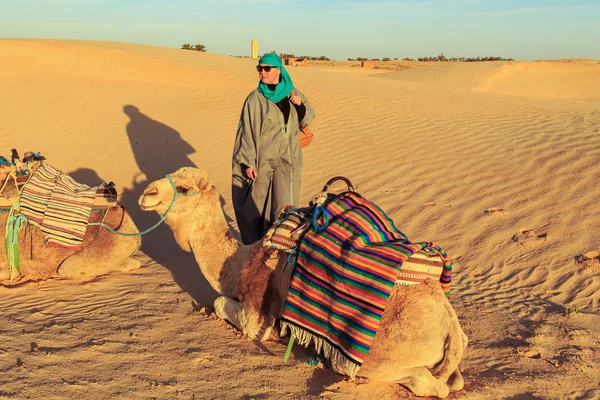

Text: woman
xmin=232 ymin=53 xmax=316 ymax=245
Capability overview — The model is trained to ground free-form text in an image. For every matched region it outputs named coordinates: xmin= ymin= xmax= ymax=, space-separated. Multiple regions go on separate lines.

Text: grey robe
xmin=232 ymin=88 xmax=316 ymax=245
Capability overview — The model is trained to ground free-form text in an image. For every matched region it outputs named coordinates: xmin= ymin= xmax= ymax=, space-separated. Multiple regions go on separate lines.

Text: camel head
xmin=139 ymin=167 xmax=226 ymax=251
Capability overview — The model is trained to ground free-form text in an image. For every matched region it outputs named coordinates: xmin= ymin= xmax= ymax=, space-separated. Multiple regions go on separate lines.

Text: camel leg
xmin=393 ymin=367 xmax=450 ymax=399
xmin=446 ymin=367 xmax=464 ymax=392
xmin=58 ymin=252 xmax=141 ymax=278
xmin=58 ymin=207 xmax=141 ymax=278
xmin=57 ymin=232 xmax=140 ymax=278
xmin=213 ymin=296 xmax=272 ymax=341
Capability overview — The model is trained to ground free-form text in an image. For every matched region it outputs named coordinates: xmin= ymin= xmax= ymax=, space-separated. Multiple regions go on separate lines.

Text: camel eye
xmin=176 ymin=186 xmax=190 ymax=194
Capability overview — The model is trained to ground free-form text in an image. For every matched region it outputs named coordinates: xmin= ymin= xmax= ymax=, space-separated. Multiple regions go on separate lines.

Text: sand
xmin=1 ymin=39 xmax=599 ymax=400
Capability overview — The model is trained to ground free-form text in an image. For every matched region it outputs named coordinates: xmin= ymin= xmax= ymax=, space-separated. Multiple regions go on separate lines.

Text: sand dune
xmin=1 ymin=39 xmax=599 ymax=399
xmin=475 ymin=60 xmax=600 ymax=99
xmin=378 ymin=58 xmax=600 ymax=100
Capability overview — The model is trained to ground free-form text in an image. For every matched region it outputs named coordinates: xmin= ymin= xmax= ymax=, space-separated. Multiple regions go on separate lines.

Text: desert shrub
xmin=565 ymin=305 xmax=581 ymax=315
xmin=182 ymin=44 xmax=207 ymax=52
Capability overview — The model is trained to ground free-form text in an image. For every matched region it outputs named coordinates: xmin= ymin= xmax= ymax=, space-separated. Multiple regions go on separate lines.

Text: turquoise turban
xmin=257 ymin=53 xmax=295 ymax=103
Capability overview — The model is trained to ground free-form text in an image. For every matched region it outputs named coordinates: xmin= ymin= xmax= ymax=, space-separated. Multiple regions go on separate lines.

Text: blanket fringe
xmin=280 ymin=321 xmax=360 ymax=379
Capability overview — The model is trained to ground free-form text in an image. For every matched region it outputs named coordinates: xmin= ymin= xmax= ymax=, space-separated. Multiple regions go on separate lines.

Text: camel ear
xmin=198 ymin=178 xmax=213 ymax=193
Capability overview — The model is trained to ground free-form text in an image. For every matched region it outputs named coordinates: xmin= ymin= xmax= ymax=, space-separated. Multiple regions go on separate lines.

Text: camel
xmin=139 ymin=167 xmax=468 ymax=398
xmin=0 ymin=153 xmax=141 ymax=283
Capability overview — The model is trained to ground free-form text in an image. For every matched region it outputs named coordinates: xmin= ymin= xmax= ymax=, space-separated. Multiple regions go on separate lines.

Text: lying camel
xmin=139 ymin=167 xmax=468 ymax=398
xmin=0 ymin=154 xmax=141 ymax=283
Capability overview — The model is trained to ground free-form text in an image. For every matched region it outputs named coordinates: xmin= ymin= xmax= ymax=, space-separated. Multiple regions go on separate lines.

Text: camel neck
xmin=188 ymin=223 xmax=248 ymax=299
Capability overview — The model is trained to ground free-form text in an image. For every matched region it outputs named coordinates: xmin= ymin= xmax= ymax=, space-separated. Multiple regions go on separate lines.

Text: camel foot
xmin=395 ymin=367 xmax=450 ymax=399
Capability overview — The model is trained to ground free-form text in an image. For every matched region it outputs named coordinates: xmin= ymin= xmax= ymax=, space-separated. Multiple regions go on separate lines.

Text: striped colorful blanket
xmin=19 ymin=163 xmax=99 ymax=248
xmin=280 ymin=191 xmax=452 ymax=378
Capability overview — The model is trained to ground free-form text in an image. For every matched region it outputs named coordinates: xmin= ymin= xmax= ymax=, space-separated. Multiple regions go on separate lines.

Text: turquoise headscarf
xmin=257 ymin=53 xmax=295 ymax=103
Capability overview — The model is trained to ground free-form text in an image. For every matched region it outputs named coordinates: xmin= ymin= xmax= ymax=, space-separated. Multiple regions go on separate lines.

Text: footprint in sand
xmin=381 ymin=188 xmax=407 ymax=193
xmin=511 ymin=228 xmax=547 ymax=247
xmin=484 ymin=207 xmax=507 ymax=216
xmin=575 ymin=251 xmax=600 ymax=271
xmin=185 ymin=348 xmax=216 ymax=365
xmin=423 ymin=202 xmax=452 ymax=207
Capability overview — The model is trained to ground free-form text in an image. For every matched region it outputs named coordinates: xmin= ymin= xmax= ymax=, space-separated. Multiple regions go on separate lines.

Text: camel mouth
xmin=140 ymin=201 xmax=161 ymax=211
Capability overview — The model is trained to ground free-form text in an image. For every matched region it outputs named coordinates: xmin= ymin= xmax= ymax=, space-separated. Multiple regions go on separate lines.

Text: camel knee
xmin=447 ymin=368 xmax=464 ymax=392
xmin=213 ymin=296 xmax=230 ymax=320
xmin=118 ymin=257 xmax=141 ymax=272
xmin=213 ymin=296 xmax=244 ymax=325
xmin=57 ymin=257 xmax=84 ymax=278
xmin=212 ymin=296 xmax=271 ymax=340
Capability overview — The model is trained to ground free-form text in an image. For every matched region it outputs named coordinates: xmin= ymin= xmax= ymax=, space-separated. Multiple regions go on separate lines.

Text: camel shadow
xmin=118 ymin=105 xmax=218 ymax=305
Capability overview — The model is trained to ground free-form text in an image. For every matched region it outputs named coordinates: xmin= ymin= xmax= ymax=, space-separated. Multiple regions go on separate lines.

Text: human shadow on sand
xmin=118 ymin=105 xmax=217 ymax=305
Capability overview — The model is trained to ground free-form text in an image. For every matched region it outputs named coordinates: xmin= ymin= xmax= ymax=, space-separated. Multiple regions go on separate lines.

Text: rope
xmin=311 ymin=205 xmax=329 ymax=232
xmin=89 ymin=175 xmax=200 ymax=237
xmin=0 ymin=172 xmax=13 ymax=196
xmin=286 ymin=246 xmax=298 ymax=267
xmin=306 ymin=354 xmax=320 ymax=366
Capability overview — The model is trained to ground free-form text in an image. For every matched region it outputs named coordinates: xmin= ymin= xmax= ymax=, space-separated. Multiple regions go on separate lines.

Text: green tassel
xmin=283 ymin=332 xmax=295 ymax=363
xmin=5 ymin=208 xmax=27 ymax=281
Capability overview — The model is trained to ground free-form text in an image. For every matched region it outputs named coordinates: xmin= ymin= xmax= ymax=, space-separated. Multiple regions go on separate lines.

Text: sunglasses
xmin=256 ymin=65 xmax=278 ymax=72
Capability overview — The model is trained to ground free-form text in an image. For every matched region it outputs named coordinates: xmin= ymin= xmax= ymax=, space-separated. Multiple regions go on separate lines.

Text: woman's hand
xmin=245 ymin=167 xmax=257 ymax=181
xmin=289 ymin=95 xmax=302 ymax=106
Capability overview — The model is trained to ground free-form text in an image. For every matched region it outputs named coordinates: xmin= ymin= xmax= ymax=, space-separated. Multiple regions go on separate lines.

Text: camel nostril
xmin=144 ymin=187 xmax=159 ymax=197
xmin=139 ymin=185 xmax=160 ymax=208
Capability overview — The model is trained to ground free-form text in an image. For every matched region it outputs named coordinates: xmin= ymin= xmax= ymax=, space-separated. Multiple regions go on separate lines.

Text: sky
xmin=0 ymin=0 xmax=599 ymax=61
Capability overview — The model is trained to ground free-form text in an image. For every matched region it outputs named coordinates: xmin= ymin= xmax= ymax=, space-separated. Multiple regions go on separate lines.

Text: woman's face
xmin=257 ymin=64 xmax=280 ymax=85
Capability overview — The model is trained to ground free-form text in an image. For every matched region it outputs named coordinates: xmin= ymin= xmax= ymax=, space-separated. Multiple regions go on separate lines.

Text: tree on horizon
xmin=181 ymin=43 xmax=207 ymax=52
